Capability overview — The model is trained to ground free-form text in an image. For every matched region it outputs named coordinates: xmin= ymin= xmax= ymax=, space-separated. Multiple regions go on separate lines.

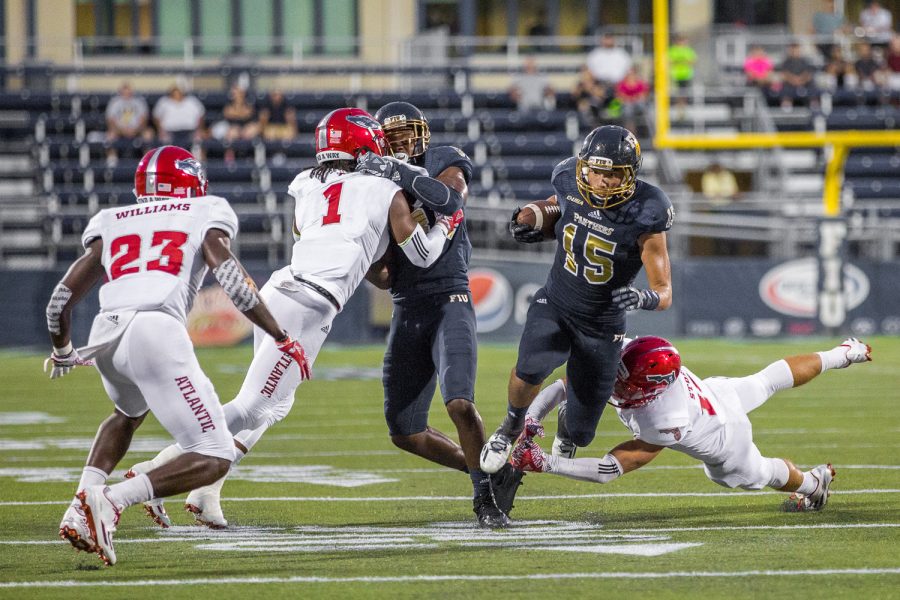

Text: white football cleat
xmin=480 ymin=432 xmax=513 ymax=474
xmin=783 ymin=464 xmax=836 ymax=512
xmin=184 ymin=488 xmax=228 ymax=529
xmin=124 ymin=468 xmax=172 ymax=528
xmin=59 ymin=502 xmax=97 ymax=553
xmin=838 ymin=338 xmax=872 ymax=367
xmin=77 ymin=486 xmax=121 ymax=566
xmin=551 ymin=435 xmax=577 ymax=459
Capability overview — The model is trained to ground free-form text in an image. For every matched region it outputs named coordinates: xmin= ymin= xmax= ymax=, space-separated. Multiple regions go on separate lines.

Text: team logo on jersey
xmin=658 ymin=427 xmax=682 ymax=441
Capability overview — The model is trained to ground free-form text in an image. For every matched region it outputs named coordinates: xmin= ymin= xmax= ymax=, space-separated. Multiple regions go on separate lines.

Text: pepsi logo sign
xmin=758 ymin=258 xmax=869 ymax=318
xmin=468 ymin=268 xmax=513 ymax=332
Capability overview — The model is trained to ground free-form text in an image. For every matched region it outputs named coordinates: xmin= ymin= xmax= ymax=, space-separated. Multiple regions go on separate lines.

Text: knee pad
xmin=262 ymin=393 xmax=295 ymax=428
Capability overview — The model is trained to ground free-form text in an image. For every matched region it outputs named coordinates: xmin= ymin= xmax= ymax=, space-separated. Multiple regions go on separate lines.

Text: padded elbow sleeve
xmin=46 ymin=283 xmax=73 ymax=334
xmin=213 ymin=258 xmax=261 ymax=313
xmin=410 ymin=176 xmax=463 ymax=214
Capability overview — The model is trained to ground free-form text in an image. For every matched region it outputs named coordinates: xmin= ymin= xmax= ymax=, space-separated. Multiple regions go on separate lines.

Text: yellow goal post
xmin=651 ymin=0 xmax=900 ymax=217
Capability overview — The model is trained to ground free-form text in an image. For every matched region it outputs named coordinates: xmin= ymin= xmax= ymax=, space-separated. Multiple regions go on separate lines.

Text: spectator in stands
xmin=858 ymin=1 xmax=893 ymax=49
xmin=152 ymin=85 xmax=205 ymax=151
xmin=509 ymin=55 xmax=556 ymax=112
xmin=668 ymin=34 xmax=697 ymax=119
xmin=853 ymin=42 xmax=889 ymax=93
xmin=222 ymin=85 xmax=258 ymax=143
xmin=886 ymin=34 xmax=900 ymax=92
xmin=257 ymin=89 xmax=298 ymax=142
xmin=586 ymin=34 xmax=632 ymax=86
xmin=812 ymin=0 xmax=848 ymax=60
xmin=777 ymin=43 xmax=819 ymax=109
xmin=744 ymin=45 xmax=775 ymax=89
xmin=104 ymin=82 xmax=152 ymax=165
xmin=822 ymin=45 xmax=852 ymax=91
xmin=614 ymin=67 xmax=650 ymax=132
xmin=572 ymin=65 xmax=611 ymax=127
xmin=701 ymin=162 xmax=740 ymax=207
xmin=526 ymin=9 xmax=552 ymax=52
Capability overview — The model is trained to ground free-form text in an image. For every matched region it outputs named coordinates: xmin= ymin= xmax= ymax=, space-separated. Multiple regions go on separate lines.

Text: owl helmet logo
xmin=646 ymin=371 xmax=677 ymax=386
xmin=625 ymin=132 xmax=641 ymax=157
xmin=175 ymin=158 xmax=204 ymax=179
xmin=346 ymin=114 xmax=383 ymax=132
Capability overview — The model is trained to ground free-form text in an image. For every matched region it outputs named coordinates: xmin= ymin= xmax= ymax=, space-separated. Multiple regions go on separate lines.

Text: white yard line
xmin=1 ymin=568 xmax=899 ymax=588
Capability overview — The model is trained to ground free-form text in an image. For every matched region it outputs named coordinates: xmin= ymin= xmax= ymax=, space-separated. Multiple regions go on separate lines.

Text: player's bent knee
xmin=197 ymin=455 xmax=232 ymax=484
xmin=390 ymin=433 xmax=423 ymax=453
xmin=568 ymin=428 xmax=596 ymax=448
xmin=446 ymin=398 xmax=478 ymax=423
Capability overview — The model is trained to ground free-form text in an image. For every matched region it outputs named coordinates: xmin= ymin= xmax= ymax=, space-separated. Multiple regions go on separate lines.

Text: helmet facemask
xmin=381 ymin=115 xmax=430 ymax=162
xmin=575 ymin=157 xmax=637 ymax=210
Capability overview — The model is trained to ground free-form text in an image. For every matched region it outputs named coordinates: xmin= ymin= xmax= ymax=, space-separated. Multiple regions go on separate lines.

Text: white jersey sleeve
xmin=200 ymin=195 xmax=239 ymax=239
xmin=82 ymin=212 xmax=104 ymax=248
xmin=616 ymin=388 xmax=692 ymax=447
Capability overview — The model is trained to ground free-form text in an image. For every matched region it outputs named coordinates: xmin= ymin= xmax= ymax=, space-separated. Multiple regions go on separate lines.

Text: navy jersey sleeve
xmin=636 ymin=181 xmax=675 ymax=233
xmin=427 ymin=146 xmax=473 ymax=183
xmin=550 ymin=157 xmax=578 ymax=214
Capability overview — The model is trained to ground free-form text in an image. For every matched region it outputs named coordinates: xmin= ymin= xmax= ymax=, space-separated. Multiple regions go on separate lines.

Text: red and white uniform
xmin=224 ymin=170 xmax=400 ymax=434
xmin=77 ymin=195 xmax=238 ymax=460
xmin=615 ymin=366 xmax=777 ymax=489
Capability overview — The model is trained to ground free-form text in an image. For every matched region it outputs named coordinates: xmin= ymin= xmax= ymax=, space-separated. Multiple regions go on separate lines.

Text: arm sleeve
xmin=397 ymin=222 xmax=449 ymax=268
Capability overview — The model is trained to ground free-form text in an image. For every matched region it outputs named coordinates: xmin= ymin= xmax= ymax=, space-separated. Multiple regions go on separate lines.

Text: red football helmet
xmin=611 ymin=336 xmax=681 ymax=409
xmin=134 ymin=146 xmax=208 ymax=200
xmin=315 ymin=108 xmax=389 ymax=165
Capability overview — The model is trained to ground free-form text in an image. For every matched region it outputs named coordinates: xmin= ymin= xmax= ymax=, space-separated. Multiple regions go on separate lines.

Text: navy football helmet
xmin=576 ymin=125 xmax=642 ymax=209
xmin=374 ymin=101 xmax=431 ymax=161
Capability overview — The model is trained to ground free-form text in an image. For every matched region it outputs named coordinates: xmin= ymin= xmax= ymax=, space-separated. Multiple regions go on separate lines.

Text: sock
xmin=796 ymin=470 xmax=821 ymax=496
xmin=765 ymin=458 xmax=791 ymax=489
xmin=817 ymin=346 xmax=849 ymax=371
xmin=526 ymin=379 xmax=567 ymax=422
xmin=72 ymin=466 xmax=108 ymax=506
xmin=133 ymin=443 xmax=185 ymax=474
xmin=499 ymin=404 xmax=528 ymax=438
xmin=545 ymin=454 xmax=622 ymax=484
xmin=106 ymin=472 xmax=154 ymax=510
xmin=470 ymin=468 xmax=490 ymax=499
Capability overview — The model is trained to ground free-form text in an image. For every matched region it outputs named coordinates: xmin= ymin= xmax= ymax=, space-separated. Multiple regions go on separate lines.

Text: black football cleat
xmin=474 ymin=493 xmax=510 ymax=529
xmin=490 ymin=463 xmax=525 ymax=516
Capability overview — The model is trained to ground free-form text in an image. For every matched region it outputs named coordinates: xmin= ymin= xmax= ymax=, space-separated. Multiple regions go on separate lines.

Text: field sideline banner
xmin=3 ymin=258 xmax=898 ymax=348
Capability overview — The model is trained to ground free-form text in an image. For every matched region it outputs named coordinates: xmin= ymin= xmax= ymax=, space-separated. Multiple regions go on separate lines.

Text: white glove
xmin=43 ymin=343 xmax=94 ymax=380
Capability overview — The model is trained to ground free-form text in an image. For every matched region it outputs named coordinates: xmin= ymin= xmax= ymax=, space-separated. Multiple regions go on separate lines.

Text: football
xmin=517 ymin=199 xmax=561 ymax=238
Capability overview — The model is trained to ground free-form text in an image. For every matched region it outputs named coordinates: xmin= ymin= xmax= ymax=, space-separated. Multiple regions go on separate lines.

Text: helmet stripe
xmin=144 ymin=147 xmax=166 ymax=195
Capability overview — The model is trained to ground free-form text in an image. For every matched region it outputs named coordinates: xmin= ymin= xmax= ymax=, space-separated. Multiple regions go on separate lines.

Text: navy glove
xmin=611 ymin=286 xmax=661 ymax=311
xmin=509 ymin=207 xmax=544 ymax=243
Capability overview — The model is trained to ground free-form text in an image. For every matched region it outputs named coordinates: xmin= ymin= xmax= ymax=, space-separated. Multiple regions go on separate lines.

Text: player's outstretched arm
xmin=388 ymin=191 xmax=462 ymax=268
xmin=357 ymin=152 xmax=466 ymax=215
xmin=611 ymin=232 xmax=672 ymax=311
xmin=609 ymin=439 xmax=665 ymax=475
xmin=201 ymin=228 xmax=311 ymax=379
xmin=44 ymin=239 xmax=106 ymax=378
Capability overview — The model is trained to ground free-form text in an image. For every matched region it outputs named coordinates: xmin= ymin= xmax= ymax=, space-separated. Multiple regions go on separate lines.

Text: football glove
xmin=509 ymin=207 xmax=544 ymax=243
xmin=43 ymin=344 xmax=94 ymax=380
xmin=436 ymin=208 xmax=464 ymax=239
xmin=611 ymin=286 xmax=661 ymax=311
xmin=356 ymin=151 xmax=396 ymax=179
xmin=275 ymin=334 xmax=312 ymax=381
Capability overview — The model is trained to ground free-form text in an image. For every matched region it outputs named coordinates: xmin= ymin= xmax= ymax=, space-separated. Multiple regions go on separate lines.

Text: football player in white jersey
xmin=130 ymin=108 xmax=464 ymax=528
xmin=509 ymin=336 xmax=872 ymax=512
xmin=46 ymin=146 xmax=311 ymax=565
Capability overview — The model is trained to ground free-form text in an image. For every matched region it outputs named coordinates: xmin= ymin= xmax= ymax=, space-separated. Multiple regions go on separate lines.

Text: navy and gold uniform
xmin=515 ymin=157 xmax=674 ymax=446
xmin=382 ymin=145 xmax=476 ymax=436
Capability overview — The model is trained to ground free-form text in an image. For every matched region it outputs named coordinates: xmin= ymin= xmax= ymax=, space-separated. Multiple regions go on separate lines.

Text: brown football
xmin=517 ymin=199 xmax=561 ymax=238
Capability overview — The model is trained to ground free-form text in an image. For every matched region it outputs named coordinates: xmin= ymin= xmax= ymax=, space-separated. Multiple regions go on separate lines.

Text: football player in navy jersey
xmin=357 ymin=102 xmax=523 ymax=528
xmin=480 ymin=125 xmax=676 ymax=474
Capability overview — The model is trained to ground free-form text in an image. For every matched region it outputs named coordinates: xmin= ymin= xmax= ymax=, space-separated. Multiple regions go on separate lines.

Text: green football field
xmin=0 ymin=337 xmax=898 ymax=599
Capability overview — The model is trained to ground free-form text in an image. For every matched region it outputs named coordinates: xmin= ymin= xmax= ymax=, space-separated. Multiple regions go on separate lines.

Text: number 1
xmin=323 ymin=183 xmax=343 ymax=225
